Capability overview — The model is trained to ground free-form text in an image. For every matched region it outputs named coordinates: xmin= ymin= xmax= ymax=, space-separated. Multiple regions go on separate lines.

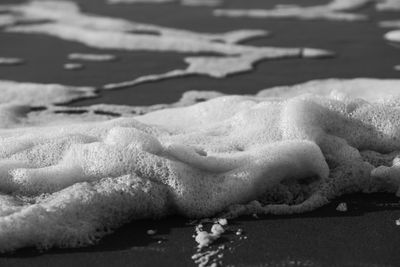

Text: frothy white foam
xmin=0 ymin=78 xmax=399 ymax=251
xmin=0 ymin=80 xmax=95 ymax=107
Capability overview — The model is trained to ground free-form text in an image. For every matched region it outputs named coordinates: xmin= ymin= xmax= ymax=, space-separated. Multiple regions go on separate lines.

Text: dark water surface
xmin=0 ymin=0 xmax=400 ymax=266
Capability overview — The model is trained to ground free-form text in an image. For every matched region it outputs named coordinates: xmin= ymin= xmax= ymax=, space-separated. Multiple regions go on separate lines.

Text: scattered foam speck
xmin=336 ymin=202 xmax=348 ymax=212
xmin=193 ymin=221 xmax=227 ymax=266
xmin=147 ymin=229 xmax=157 ymax=235
xmin=64 ymin=63 xmax=84 ymax=70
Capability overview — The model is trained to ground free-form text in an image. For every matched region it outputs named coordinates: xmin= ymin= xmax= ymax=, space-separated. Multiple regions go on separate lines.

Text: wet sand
xmin=0 ymin=0 xmax=399 ymax=266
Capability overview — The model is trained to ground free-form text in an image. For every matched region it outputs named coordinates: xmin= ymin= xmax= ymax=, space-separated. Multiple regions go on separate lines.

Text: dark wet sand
xmin=0 ymin=0 xmax=400 ymax=266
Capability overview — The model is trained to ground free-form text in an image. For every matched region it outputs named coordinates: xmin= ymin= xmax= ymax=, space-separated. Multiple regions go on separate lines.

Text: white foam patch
xmin=256 ymin=78 xmax=400 ymax=104
xmin=108 ymin=0 xmax=174 ymax=3
xmin=0 ymin=78 xmax=400 ymax=251
xmin=63 ymin=63 xmax=84 ymax=70
xmin=214 ymin=0 xmax=370 ymax=21
xmin=68 ymin=53 xmax=117 ymax=62
xmin=384 ymin=29 xmax=400 ymax=42
xmin=1 ymin=0 xmax=264 ymax=45
xmin=376 ymin=0 xmax=400 ymax=11
xmin=180 ymin=0 xmax=222 ymax=6
xmin=46 ymin=90 xmax=226 ymax=117
xmin=103 ymin=49 xmax=333 ymax=90
xmin=378 ymin=13 xmax=400 ymax=49
xmin=0 ymin=14 xmax=16 ymax=27
xmin=1 ymin=0 xmax=333 ymax=88
xmin=107 ymin=0 xmax=222 ymax=6
xmin=379 ymin=20 xmax=400 ymax=28
xmin=0 ymin=57 xmax=24 ymax=65
xmin=7 ymin=23 xmax=249 ymax=55
xmin=214 ymin=0 xmax=400 ymax=21
xmin=0 ymin=80 xmax=96 ymax=107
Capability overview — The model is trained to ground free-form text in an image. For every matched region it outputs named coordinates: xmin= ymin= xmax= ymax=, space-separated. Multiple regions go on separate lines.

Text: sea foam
xmin=0 ymin=80 xmax=95 ymax=107
xmin=0 ymin=0 xmax=332 ymax=89
xmin=214 ymin=0 xmax=371 ymax=21
xmin=0 ymin=78 xmax=399 ymax=251
xmin=214 ymin=0 xmax=400 ymax=21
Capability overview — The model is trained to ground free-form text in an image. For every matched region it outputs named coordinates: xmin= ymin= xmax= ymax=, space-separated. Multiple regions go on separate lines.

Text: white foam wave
xmin=0 ymin=79 xmax=399 ymax=251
